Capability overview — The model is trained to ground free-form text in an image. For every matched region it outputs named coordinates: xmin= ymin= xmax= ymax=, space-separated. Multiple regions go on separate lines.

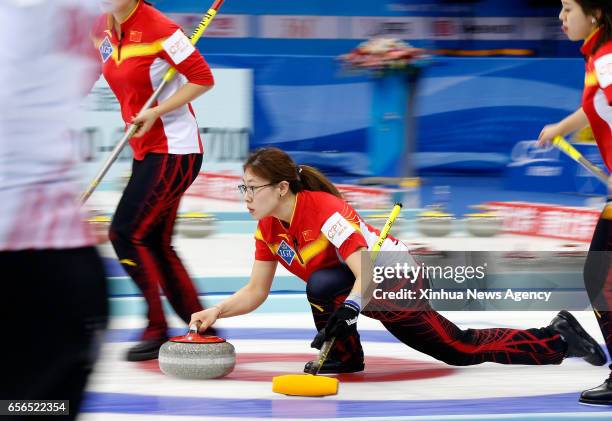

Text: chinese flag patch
xmin=129 ymin=31 xmax=142 ymax=42
xmin=302 ymin=230 xmax=314 ymax=242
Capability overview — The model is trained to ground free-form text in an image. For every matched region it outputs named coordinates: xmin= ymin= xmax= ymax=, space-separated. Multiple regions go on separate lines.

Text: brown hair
xmin=243 ymin=147 xmax=342 ymax=198
xmin=576 ymin=0 xmax=612 ymax=53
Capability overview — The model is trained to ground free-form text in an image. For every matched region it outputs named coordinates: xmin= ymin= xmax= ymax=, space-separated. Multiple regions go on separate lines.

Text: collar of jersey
xmin=274 ymin=191 xmax=301 ymax=234
xmin=106 ymin=0 xmax=143 ymax=34
xmin=581 ymin=27 xmax=602 ymax=57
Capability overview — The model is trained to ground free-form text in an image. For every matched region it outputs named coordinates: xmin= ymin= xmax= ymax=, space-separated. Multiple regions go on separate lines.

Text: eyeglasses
xmin=237 ymin=183 xmax=275 ymax=197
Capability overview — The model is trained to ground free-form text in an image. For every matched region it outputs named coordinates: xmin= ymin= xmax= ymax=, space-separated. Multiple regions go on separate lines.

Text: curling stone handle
xmin=189 ymin=323 xmax=200 ymax=334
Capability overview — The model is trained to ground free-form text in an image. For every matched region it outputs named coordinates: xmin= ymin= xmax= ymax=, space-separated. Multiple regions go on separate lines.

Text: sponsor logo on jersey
xmin=277 ymin=240 xmax=296 ymax=265
xmin=277 ymin=233 xmax=291 ymax=241
xmin=162 ymin=29 xmax=195 ymax=65
xmin=322 ymin=212 xmax=355 ymax=248
xmin=595 ymin=54 xmax=612 ymax=89
xmin=99 ymin=36 xmax=113 ymax=63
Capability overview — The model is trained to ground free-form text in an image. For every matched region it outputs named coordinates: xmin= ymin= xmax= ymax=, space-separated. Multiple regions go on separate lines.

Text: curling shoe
xmin=550 ymin=310 xmax=606 ymax=366
xmin=126 ymin=337 xmax=168 ymax=362
xmin=580 ymin=376 xmax=612 ymax=406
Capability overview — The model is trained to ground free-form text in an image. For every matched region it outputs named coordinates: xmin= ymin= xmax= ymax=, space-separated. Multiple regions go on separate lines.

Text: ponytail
xmin=297 ymin=165 xmax=342 ymax=198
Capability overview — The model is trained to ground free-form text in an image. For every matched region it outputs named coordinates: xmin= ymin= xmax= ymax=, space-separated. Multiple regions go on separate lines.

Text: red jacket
xmin=92 ymin=0 xmax=214 ymax=160
xmin=581 ymin=28 xmax=612 ymax=172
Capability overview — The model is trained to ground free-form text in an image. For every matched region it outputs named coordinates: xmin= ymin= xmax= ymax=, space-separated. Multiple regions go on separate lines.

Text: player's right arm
xmin=537 ymin=108 xmax=589 ymax=146
xmin=190 ymin=259 xmax=277 ymax=332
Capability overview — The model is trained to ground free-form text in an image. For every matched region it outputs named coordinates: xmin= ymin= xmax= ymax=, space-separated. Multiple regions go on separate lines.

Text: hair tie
xmin=298 ymin=166 xmax=303 ymax=174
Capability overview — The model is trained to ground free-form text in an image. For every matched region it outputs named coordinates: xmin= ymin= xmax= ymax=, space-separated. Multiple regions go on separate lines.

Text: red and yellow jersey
xmin=254 ymin=190 xmax=408 ymax=282
xmin=91 ymin=0 xmax=214 ymax=160
xmin=581 ymin=28 xmax=612 ymax=172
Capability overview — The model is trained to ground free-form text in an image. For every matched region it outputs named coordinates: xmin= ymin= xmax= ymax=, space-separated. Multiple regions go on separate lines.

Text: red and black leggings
xmin=110 ymin=153 xmax=203 ymax=341
xmin=584 ymin=201 xmax=612 ymax=371
xmin=307 ymin=265 xmax=567 ymax=366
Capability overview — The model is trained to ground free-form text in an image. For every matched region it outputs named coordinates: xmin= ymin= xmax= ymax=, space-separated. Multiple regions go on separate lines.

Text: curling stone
xmin=463 ymin=212 xmax=503 ymax=237
xmin=175 ymin=212 xmax=217 ymax=238
xmin=416 ymin=209 xmax=453 ymax=237
xmin=87 ymin=214 xmax=111 ymax=244
xmin=159 ymin=329 xmax=235 ymax=379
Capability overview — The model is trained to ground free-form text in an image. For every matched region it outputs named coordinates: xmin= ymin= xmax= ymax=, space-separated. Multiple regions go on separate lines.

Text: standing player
xmin=0 ymin=0 xmax=107 ymax=418
xmin=191 ymin=147 xmax=605 ymax=377
xmin=538 ymin=0 xmax=612 ymax=406
xmin=92 ymin=0 xmax=215 ymax=361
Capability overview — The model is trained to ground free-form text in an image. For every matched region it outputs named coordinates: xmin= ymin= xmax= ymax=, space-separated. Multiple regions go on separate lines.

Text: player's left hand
xmin=132 ymin=107 xmax=161 ymax=137
xmin=311 ymin=303 xmax=359 ymax=349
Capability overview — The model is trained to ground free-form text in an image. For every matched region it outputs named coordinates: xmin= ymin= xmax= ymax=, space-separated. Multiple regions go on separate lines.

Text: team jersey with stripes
xmin=254 ymin=190 xmax=412 ymax=282
xmin=0 ymin=0 xmax=99 ymax=250
xmin=581 ymin=28 xmax=612 ymax=172
xmin=92 ymin=0 xmax=214 ymax=161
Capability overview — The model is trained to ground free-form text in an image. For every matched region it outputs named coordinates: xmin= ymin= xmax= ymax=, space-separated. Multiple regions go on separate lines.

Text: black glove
xmin=311 ymin=302 xmax=359 ymax=349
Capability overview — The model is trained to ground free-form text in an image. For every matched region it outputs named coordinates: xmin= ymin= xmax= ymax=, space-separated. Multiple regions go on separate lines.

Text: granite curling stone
xmin=175 ymin=212 xmax=217 ymax=238
xmin=463 ymin=212 xmax=503 ymax=237
xmin=159 ymin=330 xmax=235 ymax=379
xmin=416 ymin=209 xmax=454 ymax=237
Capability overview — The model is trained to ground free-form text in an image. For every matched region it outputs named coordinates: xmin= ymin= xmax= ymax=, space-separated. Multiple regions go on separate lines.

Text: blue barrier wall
xmin=205 ymin=53 xmax=586 ymax=176
xmin=147 ymin=1 xmax=592 ymax=178
xmin=156 ymin=0 xmax=556 ymax=16
xmin=414 ymin=57 xmax=584 ymax=173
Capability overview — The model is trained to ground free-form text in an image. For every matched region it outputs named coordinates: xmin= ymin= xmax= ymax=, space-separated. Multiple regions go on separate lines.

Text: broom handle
xmin=552 ymin=136 xmax=609 ymax=185
xmin=311 ymin=338 xmax=336 ymax=375
xmin=314 ymin=203 xmax=403 ymax=375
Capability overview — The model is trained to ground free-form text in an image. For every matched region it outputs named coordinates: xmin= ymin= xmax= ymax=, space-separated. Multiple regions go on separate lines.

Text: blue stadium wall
xmin=151 ymin=0 xmax=586 ymax=176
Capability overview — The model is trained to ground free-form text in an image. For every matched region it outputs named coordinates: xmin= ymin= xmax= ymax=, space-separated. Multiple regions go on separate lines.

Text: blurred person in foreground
xmin=538 ymin=0 xmax=612 ymax=406
xmin=0 ymin=0 xmax=108 ymax=419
